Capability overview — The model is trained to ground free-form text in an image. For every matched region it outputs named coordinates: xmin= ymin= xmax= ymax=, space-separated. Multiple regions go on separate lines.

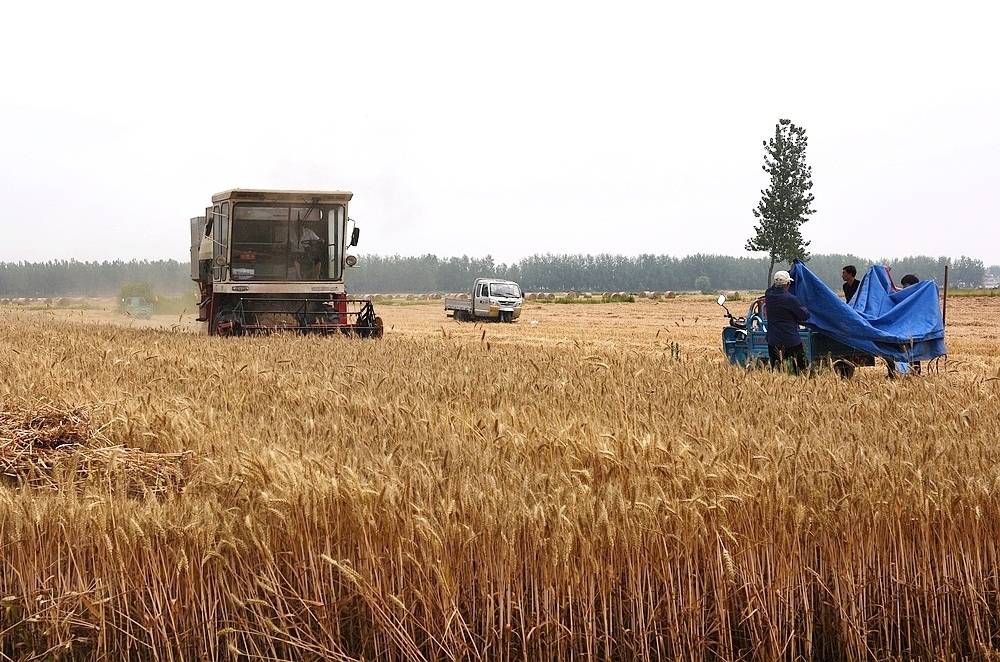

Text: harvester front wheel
xmin=214 ymin=309 xmax=242 ymax=337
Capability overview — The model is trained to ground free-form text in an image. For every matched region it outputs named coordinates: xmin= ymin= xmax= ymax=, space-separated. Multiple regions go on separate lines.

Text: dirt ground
xmin=7 ymin=295 xmax=997 ymax=373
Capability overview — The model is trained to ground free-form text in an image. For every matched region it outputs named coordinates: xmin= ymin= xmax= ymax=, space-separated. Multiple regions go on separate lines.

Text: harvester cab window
xmin=327 ymin=205 xmax=344 ymax=280
xmin=212 ymin=205 xmax=221 ymax=251
xmin=289 ymin=207 xmax=328 ymax=281
xmin=220 ymin=202 xmax=229 ymax=256
xmin=212 ymin=204 xmax=223 ymax=279
xmin=230 ymin=204 xmax=341 ymax=281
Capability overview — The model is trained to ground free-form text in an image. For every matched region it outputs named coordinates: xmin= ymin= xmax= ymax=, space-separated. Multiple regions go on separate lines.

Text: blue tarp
xmin=789 ymin=262 xmax=947 ymax=362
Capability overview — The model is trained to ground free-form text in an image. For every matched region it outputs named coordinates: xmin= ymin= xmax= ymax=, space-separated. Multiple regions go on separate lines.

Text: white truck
xmin=445 ymin=278 xmax=524 ymax=322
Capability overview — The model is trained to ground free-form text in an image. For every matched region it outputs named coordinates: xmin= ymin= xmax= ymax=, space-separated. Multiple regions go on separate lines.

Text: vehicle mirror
xmin=351 ymin=227 xmax=360 ymax=247
xmin=717 ymin=295 xmax=726 ymax=306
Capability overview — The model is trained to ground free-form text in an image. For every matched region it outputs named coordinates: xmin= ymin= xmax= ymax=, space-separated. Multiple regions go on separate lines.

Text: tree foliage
xmin=949 ymin=256 xmax=986 ymax=288
xmin=746 ymin=119 xmax=816 ymax=283
xmin=119 ymin=282 xmax=156 ymax=301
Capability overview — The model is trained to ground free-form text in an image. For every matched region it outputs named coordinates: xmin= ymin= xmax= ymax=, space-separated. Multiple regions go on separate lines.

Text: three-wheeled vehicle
xmin=445 ymin=278 xmax=523 ymax=323
xmin=717 ymin=295 xmax=876 ymax=378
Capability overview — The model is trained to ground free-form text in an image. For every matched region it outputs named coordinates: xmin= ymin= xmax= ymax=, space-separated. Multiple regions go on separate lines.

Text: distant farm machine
xmin=190 ymin=189 xmax=382 ymax=337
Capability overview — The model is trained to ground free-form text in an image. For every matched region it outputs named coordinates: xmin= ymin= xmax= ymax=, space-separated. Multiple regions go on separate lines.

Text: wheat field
xmin=0 ymin=296 xmax=998 ymax=660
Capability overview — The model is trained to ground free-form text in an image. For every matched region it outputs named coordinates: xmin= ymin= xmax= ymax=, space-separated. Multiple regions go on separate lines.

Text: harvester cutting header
xmin=190 ymin=189 xmax=382 ymax=337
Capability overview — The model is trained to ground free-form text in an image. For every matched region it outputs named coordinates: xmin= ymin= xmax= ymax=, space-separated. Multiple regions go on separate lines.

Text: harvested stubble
xmin=0 ymin=308 xmax=998 ymax=659
xmin=0 ymin=401 xmax=191 ymax=495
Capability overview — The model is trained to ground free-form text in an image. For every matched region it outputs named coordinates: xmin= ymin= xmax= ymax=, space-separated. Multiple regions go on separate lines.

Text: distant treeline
xmin=0 ymin=260 xmax=191 ymax=297
xmin=349 ymin=253 xmax=990 ymax=293
xmin=0 ymin=254 xmax=991 ymax=297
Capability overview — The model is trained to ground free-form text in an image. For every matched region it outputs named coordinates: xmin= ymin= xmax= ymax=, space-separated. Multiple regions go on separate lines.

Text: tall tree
xmin=746 ymin=119 xmax=816 ymax=284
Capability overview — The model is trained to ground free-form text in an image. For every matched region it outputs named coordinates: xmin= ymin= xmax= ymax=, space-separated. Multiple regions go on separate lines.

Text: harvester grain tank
xmin=190 ymin=189 xmax=382 ymax=336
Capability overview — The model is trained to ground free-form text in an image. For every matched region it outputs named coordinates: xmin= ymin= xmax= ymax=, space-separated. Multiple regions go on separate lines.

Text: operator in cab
xmin=765 ymin=270 xmax=810 ymax=374
xmin=289 ymin=223 xmax=324 ymax=280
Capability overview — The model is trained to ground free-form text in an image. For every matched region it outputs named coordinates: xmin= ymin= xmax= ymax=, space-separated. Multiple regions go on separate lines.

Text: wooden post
xmin=942 ymin=264 xmax=949 ymax=328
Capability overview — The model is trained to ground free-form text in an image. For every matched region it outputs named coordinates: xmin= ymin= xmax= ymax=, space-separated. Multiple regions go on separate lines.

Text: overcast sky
xmin=1 ymin=1 xmax=997 ymax=266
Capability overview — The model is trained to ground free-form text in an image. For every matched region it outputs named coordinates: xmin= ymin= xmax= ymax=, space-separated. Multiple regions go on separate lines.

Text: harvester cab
xmin=189 ymin=189 xmax=382 ymax=337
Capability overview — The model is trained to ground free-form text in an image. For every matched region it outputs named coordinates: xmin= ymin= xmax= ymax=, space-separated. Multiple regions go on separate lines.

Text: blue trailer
xmin=717 ymin=262 xmax=947 ymax=378
xmin=718 ymin=295 xmax=877 ymax=378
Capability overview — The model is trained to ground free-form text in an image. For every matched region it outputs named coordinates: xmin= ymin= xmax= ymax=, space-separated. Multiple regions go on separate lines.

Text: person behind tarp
xmin=889 ymin=274 xmax=922 ymax=375
xmin=842 ymin=265 xmax=860 ymax=302
xmin=765 ymin=270 xmax=810 ymax=374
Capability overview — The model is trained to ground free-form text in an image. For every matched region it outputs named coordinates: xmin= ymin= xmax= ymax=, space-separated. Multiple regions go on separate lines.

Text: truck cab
xmin=445 ymin=278 xmax=523 ymax=322
xmin=190 ymin=189 xmax=380 ymax=336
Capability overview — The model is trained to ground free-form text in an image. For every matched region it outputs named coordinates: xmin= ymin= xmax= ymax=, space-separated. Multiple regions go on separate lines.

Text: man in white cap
xmin=764 ymin=269 xmax=810 ymax=373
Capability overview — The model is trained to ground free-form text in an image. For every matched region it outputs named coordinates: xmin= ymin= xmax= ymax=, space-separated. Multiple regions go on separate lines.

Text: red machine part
xmin=333 ymin=292 xmax=348 ymax=326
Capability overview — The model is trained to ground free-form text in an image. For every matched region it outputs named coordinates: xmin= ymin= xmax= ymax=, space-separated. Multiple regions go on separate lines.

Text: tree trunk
xmin=767 ymin=255 xmax=776 ymax=287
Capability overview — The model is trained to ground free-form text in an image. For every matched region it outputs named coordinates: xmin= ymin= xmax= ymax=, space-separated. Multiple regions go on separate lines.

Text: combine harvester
xmin=190 ymin=189 xmax=382 ymax=337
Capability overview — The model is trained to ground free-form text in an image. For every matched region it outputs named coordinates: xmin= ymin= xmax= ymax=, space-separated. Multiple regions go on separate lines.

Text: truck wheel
xmin=832 ymin=360 xmax=855 ymax=380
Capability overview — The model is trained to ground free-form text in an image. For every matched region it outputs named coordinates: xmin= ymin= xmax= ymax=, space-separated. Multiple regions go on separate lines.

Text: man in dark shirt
xmin=765 ymin=270 xmax=810 ymax=374
xmin=842 ymin=265 xmax=860 ymax=302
